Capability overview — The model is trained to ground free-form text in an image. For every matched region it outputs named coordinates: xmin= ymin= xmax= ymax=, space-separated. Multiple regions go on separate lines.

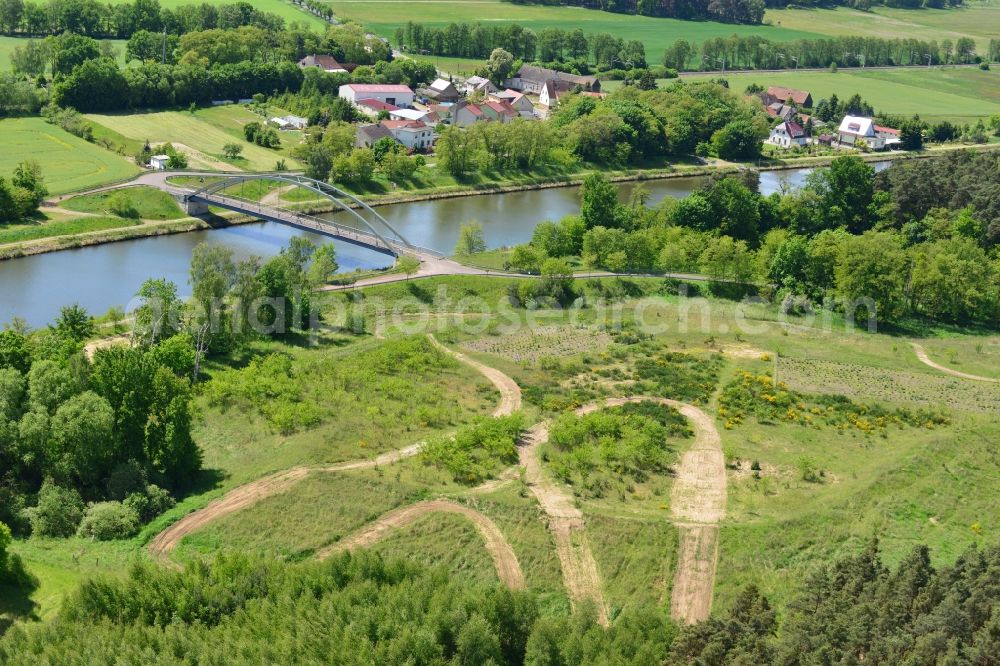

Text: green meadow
xmin=0 ymin=117 xmax=139 ymax=194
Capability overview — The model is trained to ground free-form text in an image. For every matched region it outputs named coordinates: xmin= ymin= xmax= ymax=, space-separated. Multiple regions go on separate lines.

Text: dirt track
xmin=428 ymin=334 xmax=522 ymax=416
xmin=574 ymin=397 xmax=726 ymax=625
xmin=148 ymin=336 xmax=520 ymax=560
xmin=317 ymin=499 xmax=525 ymax=589
xmin=912 ymin=342 xmax=999 ymax=383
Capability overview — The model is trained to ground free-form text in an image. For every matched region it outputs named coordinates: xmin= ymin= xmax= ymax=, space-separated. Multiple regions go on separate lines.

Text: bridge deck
xmin=190 ymin=192 xmax=440 ymax=259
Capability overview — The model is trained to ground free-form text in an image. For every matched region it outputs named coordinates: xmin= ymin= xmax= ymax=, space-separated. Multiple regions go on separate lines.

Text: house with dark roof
xmin=355 ymin=123 xmax=394 ymax=148
xmin=504 ymin=65 xmax=600 ymax=95
xmin=420 ymin=78 xmax=461 ymax=103
xmin=489 ymin=89 xmax=535 ymax=118
xmin=298 ymin=55 xmax=348 ymax=73
xmin=766 ymin=102 xmax=798 ymax=122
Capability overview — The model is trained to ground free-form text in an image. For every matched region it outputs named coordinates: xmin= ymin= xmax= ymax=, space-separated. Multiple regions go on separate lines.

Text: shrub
xmin=123 ymin=484 xmax=175 ymax=523
xmin=27 ymin=480 xmax=85 ymax=537
xmin=77 ymin=501 xmax=140 ymax=540
xmin=108 ymin=191 xmax=140 ymax=219
xmin=106 ymin=459 xmax=147 ymax=500
xmin=422 ymin=414 xmax=525 ymax=484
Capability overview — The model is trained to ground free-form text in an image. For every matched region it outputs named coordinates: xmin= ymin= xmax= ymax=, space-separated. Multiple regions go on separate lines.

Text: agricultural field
xmin=328 ymin=0 xmax=821 ymax=60
xmin=766 ymin=1 xmax=1000 ymax=54
xmin=86 ymin=105 xmax=306 ymax=172
xmin=0 ymin=117 xmax=140 ymax=194
xmin=629 ymin=67 xmax=1000 ymax=124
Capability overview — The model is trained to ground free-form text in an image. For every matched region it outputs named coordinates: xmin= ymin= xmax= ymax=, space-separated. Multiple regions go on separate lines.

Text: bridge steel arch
xmin=186 ymin=174 xmax=437 ymax=258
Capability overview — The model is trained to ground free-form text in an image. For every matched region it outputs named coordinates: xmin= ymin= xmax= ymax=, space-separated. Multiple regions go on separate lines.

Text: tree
xmin=306 ymin=244 xmax=338 ymax=287
xmin=580 ymin=173 xmax=618 ymax=229
xmin=711 ymin=119 xmax=763 ymax=160
xmin=636 ymin=69 xmax=657 ymax=90
xmin=222 ymin=142 xmax=243 ymax=160
xmin=397 ymin=255 xmax=421 ymax=280
xmin=835 ymin=232 xmax=910 ymax=325
xmin=484 ymin=47 xmax=515 ymax=84
xmin=134 ymin=278 xmax=182 ymax=345
xmin=53 ymin=58 xmax=128 ymax=112
xmin=0 ymin=329 xmax=31 ymax=374
xmin=53 ymin=304 xmax=95 ymax=343
xmin=455 ymin=221 xmax=487 ymax=255
xmin=50 ymin=391 xmax=116 ymax=489
xmin=27 ymin=480 xmax=84 ymax=537
xmin=899 ymin=118 xmax=924 ymax=151
xmin=806 ymin=156 xmax=875 ymax=234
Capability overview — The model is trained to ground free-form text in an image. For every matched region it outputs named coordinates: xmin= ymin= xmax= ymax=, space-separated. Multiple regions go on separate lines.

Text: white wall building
xmin=338 ymin=84 xmax=414 ymax=108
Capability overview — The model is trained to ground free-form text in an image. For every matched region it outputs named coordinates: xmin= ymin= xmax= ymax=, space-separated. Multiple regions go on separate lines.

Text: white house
xmin=339 ymin=83 xmax=414 ymax=108
xmin=149 ymin=154 xmax=170 ymax=170
xmin=462 ymin=75 xmax=497 ymax=95
xmin=768 ymin=121 xmax=809 ymax=148
xmin=381 ymin=120 xmax=435 ymax=150
xmin=837 ymin=115 xmax=886 ymax=150
xmin=389 ymin=108 xmax=434 ymax=123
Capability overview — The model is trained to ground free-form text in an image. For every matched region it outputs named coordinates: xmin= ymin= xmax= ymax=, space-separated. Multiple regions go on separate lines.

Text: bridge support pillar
xmin=181 ymin=196 xmax=209 ymax=216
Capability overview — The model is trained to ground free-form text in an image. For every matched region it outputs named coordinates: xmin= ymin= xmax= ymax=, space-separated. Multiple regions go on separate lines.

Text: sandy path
xmin=571 ymin=397 xmax=726 ymax=625
xmin=912 ymin=342 xmax=998 ymax=383
xmin=83 ymin=334 xmax=131 ymax=360
xmin=428 ymin=334 xmax=521 ymax=416
xmin=317 ymin=499 xmax=525 ymax=589
xmin=148 ymin=336 xmax=520 ymax=560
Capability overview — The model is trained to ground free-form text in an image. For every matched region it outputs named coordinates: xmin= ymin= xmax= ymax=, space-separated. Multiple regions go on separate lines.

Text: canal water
xmin=0 ymin=165 xmax=880 ymax=326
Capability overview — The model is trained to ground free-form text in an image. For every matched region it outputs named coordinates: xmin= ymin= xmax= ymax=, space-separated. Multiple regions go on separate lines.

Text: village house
xmin=355 ymin=123 xmax=394 ymax=148
xmin=354 ymin=99 xmax=400 ymax=118
xmin=389 ymin=108 xmax=434 ymax=123
xmin=504 ymin=65 xmax=600 ymax=95
xmin=765 ymin=102 xmax=797 ymax=122
xmin=339 ymin=83 xmax=414 ymax=109
xmin=449 ymin=100 xmax=517 ymax=126
xmin=489 ymin=90 xmax=535 ymax=118
xmin=761 ymin=86 xmax=812 ymax=109
xmin=462 ymin=75 xmax=498 ymax=95
xmin=381 ymin=120 xmax=436 ymax=150
xmin=298 ymin=54 xmax=348 ymax=74
xmin=837 ymin=115 xmax=893 ymax=150
xmin=420 ymin=78 xmax=461 ymax=103
xmin=768 ymin=121 xmax=809 ymax=149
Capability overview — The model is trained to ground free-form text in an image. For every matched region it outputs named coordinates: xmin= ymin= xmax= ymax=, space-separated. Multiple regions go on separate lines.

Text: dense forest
xmin=1 ymin=540 xmax=996 ymax=663
xmin=505 ymin=149 xmax=1000 ymax=327
xmin=502 ymin=0 xmax=964 ymax=24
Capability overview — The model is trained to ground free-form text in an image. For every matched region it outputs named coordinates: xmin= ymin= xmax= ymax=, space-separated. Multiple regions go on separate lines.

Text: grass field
xmin=766 ymin=1 xmax=1000 ymax=53
xmin=329 ymin=0 xmax=821 ymax=60
xmin=612 ymin=67 xmax=1000 ymax=124
xmin=0 ymin=215 xmax=140 ymax=245
xmin=7 ymin=277 xmax=1000 ymax=631
xmin=0 ymin=117 xmax=140 ymax=195
xmin=61 ymin=186 xmax=186 ymax=220
xmin=86 ymin=105 xmax=305 ymax=172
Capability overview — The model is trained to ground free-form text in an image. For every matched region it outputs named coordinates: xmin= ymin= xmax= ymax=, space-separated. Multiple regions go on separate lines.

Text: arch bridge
xmin=181 ymin=174 xmax=440 ymax=259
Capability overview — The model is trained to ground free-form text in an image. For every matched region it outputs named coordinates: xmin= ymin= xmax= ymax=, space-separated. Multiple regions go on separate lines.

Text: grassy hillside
xmin=0 ymin=117 xmax=140 ymax=194
xmin=86 ymin=105 xmax=305 ymax=172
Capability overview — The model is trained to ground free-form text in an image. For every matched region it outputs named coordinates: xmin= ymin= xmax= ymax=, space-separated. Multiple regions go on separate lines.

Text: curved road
xmin=911 ymin=342 xmax=999 ymax=383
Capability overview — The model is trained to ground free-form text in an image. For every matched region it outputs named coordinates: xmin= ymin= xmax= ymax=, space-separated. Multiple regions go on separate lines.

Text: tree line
xmin=1 ymin=540 xmax=996 ymax=662
xmin=394 ymin=22 xmax=647 ymax=69
xmin=0 ymin=0 xmax=284 ymax=39
xmin=503 ymin=0 xmax=766 ymax=24
xmin=502 ymin=152 xmax=1000 ymax=327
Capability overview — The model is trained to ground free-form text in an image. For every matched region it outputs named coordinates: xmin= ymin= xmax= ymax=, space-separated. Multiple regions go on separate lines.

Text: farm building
xmin=270 ymin=115 xmax=308 ymax=130
xmin=149 ymin=155 xmax=170 ymax=170
xmin=355 ymin=98 xmax=401 ymax=118
xmin=420 ymin=78 xmax=461 ymax=103
xmin=339 ymin=84 xmax=414 ymax=109
xmin=504 ymin=65 xmax=600 ymax=95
